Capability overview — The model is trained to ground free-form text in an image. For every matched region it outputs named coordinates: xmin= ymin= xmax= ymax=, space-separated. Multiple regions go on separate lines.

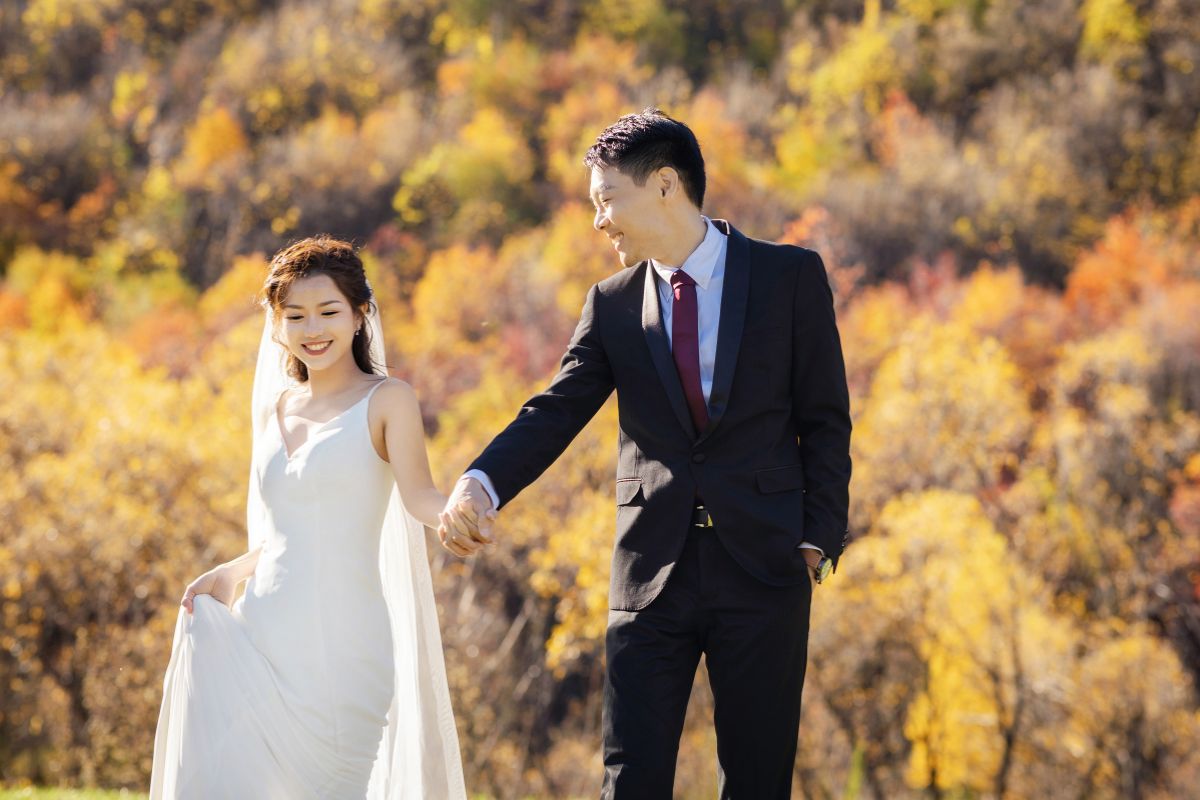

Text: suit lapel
xmin=641 ymin=262 xmax=697 ymax=438
xmin=697 ymin=219 xmax=749 ymax=445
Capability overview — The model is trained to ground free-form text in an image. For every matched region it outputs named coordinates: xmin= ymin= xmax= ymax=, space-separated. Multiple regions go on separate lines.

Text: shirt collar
xmin=651 ymin=216 xmax=724 ymax=291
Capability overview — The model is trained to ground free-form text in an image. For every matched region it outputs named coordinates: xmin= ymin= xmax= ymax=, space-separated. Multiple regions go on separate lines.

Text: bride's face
xmin=278 ymin=273 xmax=361 ymax=371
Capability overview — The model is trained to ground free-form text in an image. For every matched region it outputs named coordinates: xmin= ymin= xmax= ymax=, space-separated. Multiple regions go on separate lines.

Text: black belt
xmin=691 ymin=505 xmax=714 ymax=528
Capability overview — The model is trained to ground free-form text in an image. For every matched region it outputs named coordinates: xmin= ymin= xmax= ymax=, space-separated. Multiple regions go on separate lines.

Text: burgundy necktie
xmin=670 ymin=270 xmax=708 ymax=434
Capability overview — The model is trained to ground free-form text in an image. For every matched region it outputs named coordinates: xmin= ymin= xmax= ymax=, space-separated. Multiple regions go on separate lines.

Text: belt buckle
xmin=694 ymin=505 xmax=713 ymax=528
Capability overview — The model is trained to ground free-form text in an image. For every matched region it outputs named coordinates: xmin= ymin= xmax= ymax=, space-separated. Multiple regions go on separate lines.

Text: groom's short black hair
xmin=584 ymin=108 xmax=706 ymax=210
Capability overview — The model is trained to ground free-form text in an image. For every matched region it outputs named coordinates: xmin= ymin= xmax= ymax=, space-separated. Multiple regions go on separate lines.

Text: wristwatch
xmin=811 ymin=555 xmax=833 ymax=584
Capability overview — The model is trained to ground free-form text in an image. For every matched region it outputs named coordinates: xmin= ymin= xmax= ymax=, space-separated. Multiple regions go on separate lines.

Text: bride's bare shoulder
xmin=371 ymin=375 xmax=414 ymax=397
xmin=370 ymin=377 xmax=422 ymax=419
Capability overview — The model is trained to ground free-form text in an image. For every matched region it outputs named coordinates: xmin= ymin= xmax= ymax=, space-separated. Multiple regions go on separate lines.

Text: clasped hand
xmin=437 ymin=477 xmax=496 ymax=557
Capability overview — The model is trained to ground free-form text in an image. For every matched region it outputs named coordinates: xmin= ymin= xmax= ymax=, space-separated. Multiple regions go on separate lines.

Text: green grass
xmin=1 ymin=789 xmax=533 ymax=800
xmin=0 ymin=792 xmax=521 ymax=800
xmin=0 ymin=788 xmax=536 ymax=800
xmin=0 ymin=790 xmax=146 ymax=799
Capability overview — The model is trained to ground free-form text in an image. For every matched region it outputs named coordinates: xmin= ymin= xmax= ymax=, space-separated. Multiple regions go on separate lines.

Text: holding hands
xmin=438 ymin=476 xmax=497 ymax=557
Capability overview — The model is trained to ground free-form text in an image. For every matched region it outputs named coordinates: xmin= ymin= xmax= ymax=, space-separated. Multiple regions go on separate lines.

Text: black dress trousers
xmin=601 ymin=525 xmax=813 ymax=799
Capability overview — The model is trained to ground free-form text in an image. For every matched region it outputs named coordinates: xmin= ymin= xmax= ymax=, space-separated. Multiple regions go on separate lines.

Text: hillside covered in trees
xmin=2 ymin=0 xmax=1200 ymax=797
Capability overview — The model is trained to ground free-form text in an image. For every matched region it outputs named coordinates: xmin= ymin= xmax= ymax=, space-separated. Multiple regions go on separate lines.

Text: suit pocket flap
xmin=755 ymin=465 xmax=804 ymax=494
xmin=615 ymin=478 xmax=643 ymax=505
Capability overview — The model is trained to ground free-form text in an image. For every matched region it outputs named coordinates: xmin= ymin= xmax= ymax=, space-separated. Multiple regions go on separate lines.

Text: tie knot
xmin=670 ymin=269 xmax=696 ymax=289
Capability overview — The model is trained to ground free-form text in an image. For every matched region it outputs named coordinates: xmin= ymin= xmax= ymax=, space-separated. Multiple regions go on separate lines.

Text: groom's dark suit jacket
xmin=470 ymin=219 xmax=852 ymax=611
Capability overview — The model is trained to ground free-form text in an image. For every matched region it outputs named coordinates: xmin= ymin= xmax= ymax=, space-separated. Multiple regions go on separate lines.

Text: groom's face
xmin=590 ymin=165 xmax=668 ymax=267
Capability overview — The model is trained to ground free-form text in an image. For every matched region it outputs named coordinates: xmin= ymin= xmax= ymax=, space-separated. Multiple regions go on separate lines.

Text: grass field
xmin=0 ymin=786 xmax=543 ymax=800
xmin=0 ymin=790 xmax=147 ymax=799
xmin=0 ymin=788 xmax=521 ymax=800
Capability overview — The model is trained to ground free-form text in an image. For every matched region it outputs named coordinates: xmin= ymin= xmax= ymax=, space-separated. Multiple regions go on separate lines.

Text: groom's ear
xmin=656 ymin=167 xmax=680 ymax=200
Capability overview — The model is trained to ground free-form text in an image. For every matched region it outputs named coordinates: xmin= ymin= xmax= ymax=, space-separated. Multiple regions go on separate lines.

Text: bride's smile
xmin=279 ymin=271 xmax=365 ymax=381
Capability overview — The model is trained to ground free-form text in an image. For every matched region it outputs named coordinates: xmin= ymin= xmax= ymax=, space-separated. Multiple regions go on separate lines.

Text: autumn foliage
xmin=3 ymin=0 xmax=1200 ymax=797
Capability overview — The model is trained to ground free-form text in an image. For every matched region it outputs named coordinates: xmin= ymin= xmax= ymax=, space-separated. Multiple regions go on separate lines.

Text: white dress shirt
xmin=462 ymin=216 xmax=821 ymax=555
xmin=651 ymin=216 xmax=726 ymax=404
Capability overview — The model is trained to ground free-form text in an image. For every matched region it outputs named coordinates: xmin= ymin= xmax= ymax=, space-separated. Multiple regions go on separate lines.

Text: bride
xmin=150 ymin=236 xmax=469 ymax=799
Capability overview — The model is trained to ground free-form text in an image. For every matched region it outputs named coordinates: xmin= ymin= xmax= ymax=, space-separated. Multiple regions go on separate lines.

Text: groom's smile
xmin=589 ymin=162 xmax=703 ymax=269
xmin=591 ymin=165 xmax=662 ymax=267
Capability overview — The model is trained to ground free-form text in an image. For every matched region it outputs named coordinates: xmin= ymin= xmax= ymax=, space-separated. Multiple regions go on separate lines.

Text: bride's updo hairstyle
xmin=260 ymin=235 xmax=381 ymax=382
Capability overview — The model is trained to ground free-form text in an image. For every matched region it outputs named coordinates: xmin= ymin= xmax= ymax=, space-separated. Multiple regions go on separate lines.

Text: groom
xmin=440 ymin=109 xmax=852 ymax=798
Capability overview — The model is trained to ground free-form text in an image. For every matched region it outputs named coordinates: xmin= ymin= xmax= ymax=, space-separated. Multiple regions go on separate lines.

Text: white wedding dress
xmin=151 ymin=324 xmax=466 ymax=799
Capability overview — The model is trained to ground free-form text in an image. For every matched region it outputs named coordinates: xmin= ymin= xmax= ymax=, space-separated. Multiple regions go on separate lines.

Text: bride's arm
xmin=379 ymin=379 xmax=449 ymax=531
xmin=220 ymin=546 xmax=262 ymax=583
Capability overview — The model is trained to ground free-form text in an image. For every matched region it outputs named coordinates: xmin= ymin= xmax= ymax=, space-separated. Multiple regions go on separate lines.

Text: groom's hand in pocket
xmin=438 ymin=476 xmax=496 ymax=557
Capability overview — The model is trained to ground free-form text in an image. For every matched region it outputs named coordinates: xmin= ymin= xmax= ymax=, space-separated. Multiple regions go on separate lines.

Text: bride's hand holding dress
xmin=180 ymin=548 xmax=259 ymax=615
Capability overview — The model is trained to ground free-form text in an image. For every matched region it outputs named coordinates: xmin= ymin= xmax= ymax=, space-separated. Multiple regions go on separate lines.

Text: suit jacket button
xmin=692 ymin=453 xmax=706 ymax=464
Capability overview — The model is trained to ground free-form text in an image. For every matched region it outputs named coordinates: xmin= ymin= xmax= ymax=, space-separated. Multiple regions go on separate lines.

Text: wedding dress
xmin=150 ymin=308 xmax=465 ymax=799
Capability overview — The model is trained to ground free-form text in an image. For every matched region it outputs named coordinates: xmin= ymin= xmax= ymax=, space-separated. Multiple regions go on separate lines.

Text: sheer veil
xmin=245 ymin=298 xmax=467 ymax=799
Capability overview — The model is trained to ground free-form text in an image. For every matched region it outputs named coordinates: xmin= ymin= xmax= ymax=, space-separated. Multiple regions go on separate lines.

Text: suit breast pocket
xmin=740 ymin=329 xmax=792 ymax=375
